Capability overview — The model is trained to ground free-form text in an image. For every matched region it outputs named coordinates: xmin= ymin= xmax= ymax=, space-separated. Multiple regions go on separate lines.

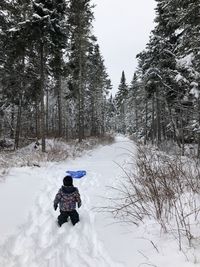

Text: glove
xmin=54 ymin=203 xmax=58 ymax=211
xmin=78 ymin=202 xmax=81 ymax=208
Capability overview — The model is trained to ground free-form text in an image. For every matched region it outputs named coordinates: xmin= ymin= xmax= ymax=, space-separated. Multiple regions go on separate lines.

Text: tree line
xmin=0 ymin=0 xmax=112 ymax=151
xmin=114 ymin=0 xmax=200 ymax=156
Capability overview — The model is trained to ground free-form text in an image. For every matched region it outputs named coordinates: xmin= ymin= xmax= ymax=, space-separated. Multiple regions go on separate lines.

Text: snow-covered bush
xmin=0 ymin=135 xmax=115 ymax=169
xmin=0 ymin=138 xmax=14 ymax=150
xmin=109 ymin=146 xmax=200 ymax=250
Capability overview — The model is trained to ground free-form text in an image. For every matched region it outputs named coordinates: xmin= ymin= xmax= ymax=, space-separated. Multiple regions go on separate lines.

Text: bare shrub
xmin=45 ymin=141 xmax=69 ymax=162
xmin=158 ymin=140 xmax=180 ymax=155
xmin=70 ymin=134 xmax=115 ymax=158
xmin=0 ymin=135 xmax=115 ymax=169
xmin=0 ymin=168 xmax=9 ymax=182
xmin=107 ymin=146 xmax=200 ymax=249
xmin=99 ymin=134 xmax=115 ymax=144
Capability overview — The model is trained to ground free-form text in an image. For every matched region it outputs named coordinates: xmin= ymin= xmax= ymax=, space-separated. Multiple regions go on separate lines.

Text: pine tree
xmin=0 ymin=0 xmax=112 ymax=147
xmin=126 ymin=73 xmax=141 ymax=136
xmin=67 ymin=0 xmax=94 ymax=141
xmin=115 ymin=71 xmax=128 ymax=133
xmin=48 ymin=0 xmax=68 ymax=137
xmin=26 ymin=0 xmax=68 ymax=150
xmin=126 ymin=0 xmax=200 ymax=153
xmin=175 ymin=0 xmax=200 ymax=155
xmin=104 ymin=95 xmax=116 ymax=133
xmin=115 ymin=71 xmax=128 ymax=109
xmin=0 ymin=0 xmax=33 ymax=148
xmin=135 ymin=0 xmax=181 ymax=146
xmin=86 ymin=40 xmax=111 ymax=136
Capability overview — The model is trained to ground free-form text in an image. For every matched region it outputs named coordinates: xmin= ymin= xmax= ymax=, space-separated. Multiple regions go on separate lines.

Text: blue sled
xmin=66 ymin=170 xmax=86 ymax=179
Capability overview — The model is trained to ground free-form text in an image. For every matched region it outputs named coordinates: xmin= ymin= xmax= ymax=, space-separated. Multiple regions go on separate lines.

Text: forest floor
xmin=0 ymin=136 xmax=199 ymax=267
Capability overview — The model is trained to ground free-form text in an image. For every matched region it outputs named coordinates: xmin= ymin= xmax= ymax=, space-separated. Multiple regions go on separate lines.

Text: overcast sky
xmin=92 ymin=0 xmax=156 ymax=95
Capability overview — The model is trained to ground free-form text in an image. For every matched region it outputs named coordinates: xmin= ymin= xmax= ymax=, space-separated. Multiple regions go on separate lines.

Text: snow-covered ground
xmin=0 ymin=136 xmax=199 ymax=267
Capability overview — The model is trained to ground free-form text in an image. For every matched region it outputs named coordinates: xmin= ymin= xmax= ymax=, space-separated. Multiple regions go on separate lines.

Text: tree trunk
xmin=101 ymin=96 xmax=106 ymax=136
xmin=57 ymin=73 xmax=62 ymax=137
xmin=10 ymin=103 xmax=15 ymax=139
xmin=166 ymin=101 xmax=181 ymax=147
xmin=161 ymin=102 xmax=166 ymax=141
xmin=91 ymin=91 xmax=96 ymax=136
xmin=156 ymin=87 xmax=161 ymax=146
xmin=40 ymin=41 xmax=46 ymax=152
xmin=14 ymin=55 xmax=25 ymax=150
xmin=78 ymin=88 xmax=84 ymax=142
xmin=180 ymin=108 xmax=185 ymax=156
xmin=135 ymin=97 xmax=138 ymax=138
xmin=46 ymin=87 xmax=49 ymax=137
xmin=78 ymin=44 xmax=84 ymax=142
xmin=54 ymin=51 xmax=63 ymax=138
xmin=198 ymin=98 xmax=200 ymax=157
xmin=14 ymin=97 xmax=22 ymax=150
xmin=35 ymin=99 xmax=39 ymax=139
xmin=65 ymin=104 xmax=69 ymax=141
xmin=151 ymin=92 xmax=155 ymax=144
xmin=144 ymin=93 xmax=148 ymax=145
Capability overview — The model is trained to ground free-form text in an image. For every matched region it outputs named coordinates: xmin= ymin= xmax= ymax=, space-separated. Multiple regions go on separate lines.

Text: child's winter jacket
xmin=54 ymin=186 xmax=81 ymax=212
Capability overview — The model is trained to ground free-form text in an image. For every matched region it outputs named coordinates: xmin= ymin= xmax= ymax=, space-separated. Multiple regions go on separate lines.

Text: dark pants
xmin=58 ymin=210 xmax=79 ymax=226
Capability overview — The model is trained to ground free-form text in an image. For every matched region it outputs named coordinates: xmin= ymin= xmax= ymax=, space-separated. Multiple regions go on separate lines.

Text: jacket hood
xmin=61 ymin=185 xmax=76 ymax=194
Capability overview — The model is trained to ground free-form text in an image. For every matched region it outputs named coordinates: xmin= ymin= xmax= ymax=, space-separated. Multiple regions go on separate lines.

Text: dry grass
xmin=105 ymin=145 xmax=200 ymax=249
xmin=0 ymin=134 xmax=115 ymax=169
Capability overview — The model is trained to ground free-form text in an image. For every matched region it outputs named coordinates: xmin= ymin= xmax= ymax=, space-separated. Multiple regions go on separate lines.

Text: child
xmin=54 ymin=175 xmax=82 ymax=226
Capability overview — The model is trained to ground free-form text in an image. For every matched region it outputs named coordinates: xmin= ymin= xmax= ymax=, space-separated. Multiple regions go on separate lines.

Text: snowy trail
xmin=0 ymin=136 xmax=136 ymax=267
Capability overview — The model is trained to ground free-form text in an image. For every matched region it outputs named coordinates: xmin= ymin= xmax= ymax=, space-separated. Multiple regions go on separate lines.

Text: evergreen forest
xmin=1 ymin=0 xmax=200 ymax=157
xmin=115 ymin=0 xmax=200 ymax=157
xmin=0 ymin=0 xmax=112 ymax=151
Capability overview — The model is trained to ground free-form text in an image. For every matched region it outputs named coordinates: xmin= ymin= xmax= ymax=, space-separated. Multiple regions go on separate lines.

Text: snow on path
xmin=0 ymin=136 xmax=136 ymax=267
xmin=0 ymin=136 xmax=198 ymax=267
xmin=0 ymin=167 xmax=46 ymax=244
